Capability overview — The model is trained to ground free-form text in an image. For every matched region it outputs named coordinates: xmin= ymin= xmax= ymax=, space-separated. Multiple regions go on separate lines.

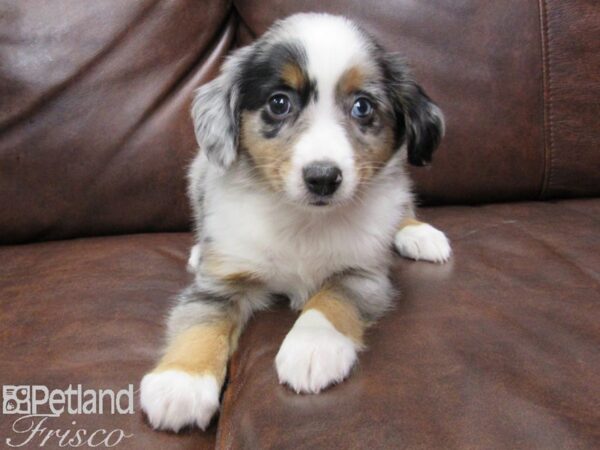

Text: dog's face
xmin=193 ymin=13 xmax=444 ymax=208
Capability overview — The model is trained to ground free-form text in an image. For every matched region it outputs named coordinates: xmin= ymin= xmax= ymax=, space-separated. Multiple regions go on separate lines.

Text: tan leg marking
xmin=154 ymin=320 xmax=236 ymax=385
xmin=201 ymin=247 xmax=263 ymax=287
xmin=398 ymin=217 xmax=423 ymax=230
xmin=303 ymin=289 xmax=364 ymax=346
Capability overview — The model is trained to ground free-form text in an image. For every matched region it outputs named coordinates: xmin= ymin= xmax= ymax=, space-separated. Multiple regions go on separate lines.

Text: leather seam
xmin=107 ymin=12 xmax=237 ymax=162
xmin=538 ymin=0 xmax=556 ymax=199
xmin=216 ymin=339 xmax=250 ymax=450
xmin=232 ymin=2 xmax=258 ymax=47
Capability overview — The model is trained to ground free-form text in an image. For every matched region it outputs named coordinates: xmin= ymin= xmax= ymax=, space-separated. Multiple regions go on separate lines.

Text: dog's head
xmin=192 ymin=13 xmax=444 ymax=207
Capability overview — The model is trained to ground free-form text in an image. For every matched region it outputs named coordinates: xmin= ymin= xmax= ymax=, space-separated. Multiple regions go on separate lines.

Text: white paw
xmin=275 ymin=310 xmax=358 ymax=394
xmin=394 ymin=223 xmax=451 ymax=263
xmin=140 ymin=370 xmax=219 ymax=432
xmin=186 ymin=244 xmax=201 ymax=273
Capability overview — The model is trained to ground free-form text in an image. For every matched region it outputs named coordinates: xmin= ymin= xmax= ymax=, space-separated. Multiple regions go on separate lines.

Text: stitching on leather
xmin=113 ymin=13 xmax=237 ymax=156
xmin=538 ymin=0 xmax=556 ymax=199
xmin=231 ymin=0 xmax=257 ymax=45
xmin=217 ymin=336 xmax=251 ymax=450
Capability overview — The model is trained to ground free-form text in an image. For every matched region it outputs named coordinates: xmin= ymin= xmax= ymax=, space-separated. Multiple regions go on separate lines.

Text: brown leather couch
xmin=1 ymin=1 xmax=599 ymax=449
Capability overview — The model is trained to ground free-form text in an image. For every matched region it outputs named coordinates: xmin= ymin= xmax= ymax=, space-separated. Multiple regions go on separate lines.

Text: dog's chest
xmin=204 ymin=184 xmax=404 ymax=298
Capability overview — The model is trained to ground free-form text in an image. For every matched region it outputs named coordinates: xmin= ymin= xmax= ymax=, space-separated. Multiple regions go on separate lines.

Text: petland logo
xmin=2 ymin=385 xmax=134 ymax=447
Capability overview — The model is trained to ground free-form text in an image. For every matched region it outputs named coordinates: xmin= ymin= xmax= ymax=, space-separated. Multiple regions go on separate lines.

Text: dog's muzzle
xmin=302 ymin=161 xmax=343 ymax=197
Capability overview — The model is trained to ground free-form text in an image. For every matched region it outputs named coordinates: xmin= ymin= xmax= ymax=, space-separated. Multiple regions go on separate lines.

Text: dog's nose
xmin=303 ymin=161 xmax=343 ymax=196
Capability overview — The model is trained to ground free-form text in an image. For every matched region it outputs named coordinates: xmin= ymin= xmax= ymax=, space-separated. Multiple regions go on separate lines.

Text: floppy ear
xmin=401 ymin=83 xmax=445 ymax=166
xmin=383 ymin=54 xmax=445 ymax=166
xmin=191 ymin=47 xmax=251 ymax=168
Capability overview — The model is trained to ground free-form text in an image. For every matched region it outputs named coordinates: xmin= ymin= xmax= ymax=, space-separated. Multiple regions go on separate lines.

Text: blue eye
xmin=351 ymin=97 xmax=373 ymax=120
xmin=267 ymin=93 xmax=292 ymax=118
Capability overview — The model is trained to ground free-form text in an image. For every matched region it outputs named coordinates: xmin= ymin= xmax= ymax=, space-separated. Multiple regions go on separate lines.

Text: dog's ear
xmin=191 ymin=48 xmax=251 ymax=168
xmin=383 ymin=54 xmax=445 ymax=166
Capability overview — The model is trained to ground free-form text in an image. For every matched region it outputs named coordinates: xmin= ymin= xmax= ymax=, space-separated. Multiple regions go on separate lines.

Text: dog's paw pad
xmin=140 ymin=370 xmax=219 ymax=432
xmin=395 ymin=223 xmax=451 ymax=263
xmin=275 ymin=310 xmax=358 ymax=394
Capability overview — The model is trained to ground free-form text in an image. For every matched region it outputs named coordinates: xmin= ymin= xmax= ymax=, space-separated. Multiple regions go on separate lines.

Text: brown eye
xmin=351 ymin=97 xmax=373 ymax=120
xmin=267 ymin=93 xmax=292 ymax=118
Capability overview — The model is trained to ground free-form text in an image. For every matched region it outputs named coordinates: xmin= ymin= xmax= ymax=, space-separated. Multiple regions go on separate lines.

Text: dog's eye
xmin=267 ymin=94 xmax=292 ymax=118
xmin=351 ymin=97 xmax=373 ymax=120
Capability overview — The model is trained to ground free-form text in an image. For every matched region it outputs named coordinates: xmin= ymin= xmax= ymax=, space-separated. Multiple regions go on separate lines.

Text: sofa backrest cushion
xmin=0 ymin=0 xmax=233 ymax=244
xmin=1 ymin=0 xmax=598 ymax=243
xmin=234 ymin=0 xmax=600 ymax=205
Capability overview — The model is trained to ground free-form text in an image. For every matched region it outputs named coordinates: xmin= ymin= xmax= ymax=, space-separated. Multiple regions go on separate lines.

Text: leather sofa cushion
xmin=0 ymin=233 xmax=216 ymax=449
xmin=218 ymin=199 xmax=600 ymax=449
xmin=1 ymin=200 xmax=598 ymax=448
xmin=540 ymin=0 xmax=600 ymax=198
xmin=0 ymin=0 xmax=234 ymax=244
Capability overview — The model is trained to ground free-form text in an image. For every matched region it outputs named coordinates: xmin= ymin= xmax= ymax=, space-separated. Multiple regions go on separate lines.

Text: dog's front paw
xmin=140 ymin=370 xmax=219 ymax=432
xmin=275 ymin=310 xmax=358 ymax=394
xmin=394 ymin=223 xmax=451 ymax=263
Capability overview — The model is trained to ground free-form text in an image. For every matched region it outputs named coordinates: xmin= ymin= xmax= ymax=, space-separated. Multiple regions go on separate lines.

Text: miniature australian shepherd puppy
xmin=140 ymin=13 xmax=451 ymax=432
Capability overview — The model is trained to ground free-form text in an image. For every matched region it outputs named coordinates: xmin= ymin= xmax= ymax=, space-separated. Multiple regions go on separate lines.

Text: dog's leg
xmin=140 ymin=287 xmax=242 ymax=432
xmin=394 ymin=217 xmax=451 ymax=263
xmin=276 ymin=271 xmax=392 ymax=393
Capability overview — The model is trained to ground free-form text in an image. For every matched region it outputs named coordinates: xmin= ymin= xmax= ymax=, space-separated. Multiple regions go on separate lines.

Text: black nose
xmin=302 ymin=161 xmax=343 ymax=196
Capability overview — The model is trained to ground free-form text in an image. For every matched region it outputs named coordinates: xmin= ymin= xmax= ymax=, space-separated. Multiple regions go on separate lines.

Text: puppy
xmin=140 ymin=13 xmax=451 ymax=432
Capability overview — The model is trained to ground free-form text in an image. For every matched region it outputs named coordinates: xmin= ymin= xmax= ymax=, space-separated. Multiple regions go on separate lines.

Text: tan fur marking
xmin=154 ymin=320 xmax=234 ymax=384
xmin=398 ymin=218 xmax=423 ymax=230
xmin=353 ymin=126 xmax=396 ymax=184
xmin=222 ymin=271 xmax=263 ymax=285
xmin=281 ymin=62 xmax=306 ymax=90
xmin=338 ymin=66 xmax=365 ymax=95
xmin=303 ymin=290 xmax=364 ymax=346
xmin=336 ymin=66 xmax=397 ymax=184
xmin=240 ymin=111 xmax=295 ymax=190
xmin=201 ymin=246 xmax=262 ymax=286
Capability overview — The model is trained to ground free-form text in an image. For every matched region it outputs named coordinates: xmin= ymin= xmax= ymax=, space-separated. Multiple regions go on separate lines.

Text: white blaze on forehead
xmin=276 ymin=14 xmax=372 ymax=203
xmin=284 ymin=13 xmax=370 ymax=91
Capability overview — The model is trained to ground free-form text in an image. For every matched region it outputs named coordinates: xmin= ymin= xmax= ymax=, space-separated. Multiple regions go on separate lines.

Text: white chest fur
xmin=201 ymin=163 xmax=412 ymax=304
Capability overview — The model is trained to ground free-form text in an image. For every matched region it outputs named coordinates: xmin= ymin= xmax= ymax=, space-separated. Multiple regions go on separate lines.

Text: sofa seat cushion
xmin=1 ymin=200 xmax=599 ymax=449
xmin=218 ymin=199 xmax=600 ymax=450
xmin=0 ymin=233 xmax=216 ymax=449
